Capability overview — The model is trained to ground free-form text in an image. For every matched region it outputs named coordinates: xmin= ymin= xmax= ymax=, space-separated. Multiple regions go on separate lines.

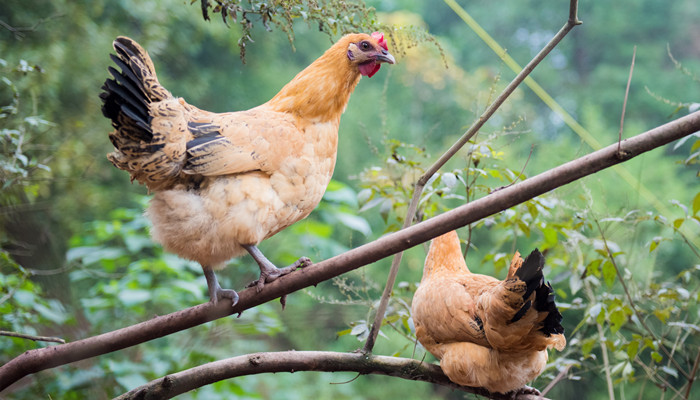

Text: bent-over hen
xmin=411 ymin=231 xmax=565 ymax=395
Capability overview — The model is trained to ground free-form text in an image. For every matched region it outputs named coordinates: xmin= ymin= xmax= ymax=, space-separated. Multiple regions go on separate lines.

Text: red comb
xmin=371 ymin=32 xmax=388 ymax=51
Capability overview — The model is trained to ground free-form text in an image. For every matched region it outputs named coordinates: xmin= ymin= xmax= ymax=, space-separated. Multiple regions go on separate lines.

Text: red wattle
xmin=359 ymin=62 xmax=380 ymax=78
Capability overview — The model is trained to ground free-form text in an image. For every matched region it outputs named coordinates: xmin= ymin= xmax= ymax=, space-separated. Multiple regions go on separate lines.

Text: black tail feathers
xmin=510 ymin=249 xmax=564 ymax=336
xmin=100 ymin=38 xmax=159 ymax=143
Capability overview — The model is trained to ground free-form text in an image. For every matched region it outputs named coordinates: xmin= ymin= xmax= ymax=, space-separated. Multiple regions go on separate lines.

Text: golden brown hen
xmin=411 ymin=231 xmax=565 ymax=395
xmin=100 ymin=33 xmax=394 ymax=306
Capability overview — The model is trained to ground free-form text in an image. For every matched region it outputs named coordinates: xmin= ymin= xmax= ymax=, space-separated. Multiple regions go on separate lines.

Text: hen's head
xmin=344 ymin=32 xmax=396 ymax=78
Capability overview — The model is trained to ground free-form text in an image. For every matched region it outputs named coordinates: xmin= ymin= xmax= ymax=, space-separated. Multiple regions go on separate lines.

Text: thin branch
xmin=491 ymin=144 xmax=535 ymax=193
xmin=618 ymin=46 xmax=637 ymax=157
xmin=0 ymin=14 xmax=64 ymax=40
xmin=0 ymin=330 xmax=65 ymax=344
xmin=1 ymin=110 xmax=699 ymax=392
xmin=584 ymin=279 xmax=616 ymax=400
xmin=363 ymin=0 xmax=581 ymax=354
xmin=113 ymin=351 xmax=548 ymax=400
xmin=684 ymin=350 xmax=700 ymax=400
xmin=633 ymin=356 xmax=686 ymax=399
xmin=593 ymin=219 xmax=690 ymax=380
xmin=540 ymin=365 xmax=571 ymax=397
xmin=597 ymin=313 xmax=617 ymax=400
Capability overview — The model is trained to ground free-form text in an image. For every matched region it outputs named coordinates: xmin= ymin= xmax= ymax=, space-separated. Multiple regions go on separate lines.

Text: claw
xmin=508 ymin=385 xmax=541 ymax=399
xmin=243 ymin=245 xmax=312 ymax=295
xmin=203 ymin=267 xmax=239 ymax=307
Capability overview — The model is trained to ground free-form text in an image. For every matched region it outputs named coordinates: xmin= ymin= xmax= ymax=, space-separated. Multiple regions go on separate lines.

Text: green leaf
xmin=651 ymin=351 xmax=662 ymax=363
xmin=610 ymin=308 xmax=626 ymax=333
xmin=588 ymin=303 xmax=603 ymax=320
xmin=661 ymin=366 xmax=678 ymax=379
xmin=323 ymin=181 xmax=359 ymax=207
xmin=673 ymin=218 xmax=684 ymax=229
xmin=692 ymin=192 xmax=700 ymax=215
xmin=336 ymin=328 xmax=352 ymax=337
xmin=542 ymin=227 xmax=557 ymax=246
xmin=602 ymin=260 xmax=617 ymax=287
xmin=526 ymin=201 xmax=539 ymax=219
xmin=587 ymin=259 xmax=602 ymax=277
xmin=334 ymin=212 xmax=372 ymax=236
xmin=516 ymin=219 xmax=531 ymax=236
xmin=626 ymin=340 xmax=640 ymax=359
xmin=653 ymin=308 xmax=671 ymax=323
xmin=117 ymin=289 xmax=151 ymax=306
xmin=582 ymin=338 xmax=596 ymax=357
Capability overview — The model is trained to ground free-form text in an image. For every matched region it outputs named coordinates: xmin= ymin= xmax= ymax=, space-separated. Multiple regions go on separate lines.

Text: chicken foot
xmin=507 ymin=385 xmax=541 ymax=399
xmin=203 ymin=267 xmax=240 ymax=306
xmin=243 ymin=244 xmax=312 ymax=292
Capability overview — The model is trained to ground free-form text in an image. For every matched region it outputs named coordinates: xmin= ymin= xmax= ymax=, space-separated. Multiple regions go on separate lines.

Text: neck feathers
xmin=266 ymin=37 xmax=361 ymax=123
xmin=422 ymin=231 xmax=471 ymax=280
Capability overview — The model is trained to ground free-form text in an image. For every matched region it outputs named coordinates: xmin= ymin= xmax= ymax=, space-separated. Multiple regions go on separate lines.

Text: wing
xmin=181 ymin=109 xmax=302 ymax=177
xmin=413 ymin=275 xmax=495 ymax=348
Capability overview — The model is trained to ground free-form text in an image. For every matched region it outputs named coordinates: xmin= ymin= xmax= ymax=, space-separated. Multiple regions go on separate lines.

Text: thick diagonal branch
xmin=114 ymin=351 xmax=547 ymax=400
xmin=1 ymin=110 xmax=699 ymax=392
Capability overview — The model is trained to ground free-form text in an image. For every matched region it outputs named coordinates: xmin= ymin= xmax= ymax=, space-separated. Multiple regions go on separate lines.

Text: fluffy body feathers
xmin=101 ymin=33 xmax=394 ymax=304
xmin=411 ymin=231 xmax=565 ymax=394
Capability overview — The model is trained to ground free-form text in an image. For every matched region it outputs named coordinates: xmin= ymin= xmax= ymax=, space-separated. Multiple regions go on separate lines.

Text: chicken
xmin=100 ymin=33 xmax=395 ymax=306
xmin=411 ymin=231 xmax=565 ymax=395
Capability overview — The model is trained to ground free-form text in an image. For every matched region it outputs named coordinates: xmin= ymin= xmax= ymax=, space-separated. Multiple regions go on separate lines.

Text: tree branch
xmin=1 ymin=110 xmax=699 ymax=392
xmin=0 ymin=330 xmax=65 ymax=344
xmin=114 ymin=351 xmax=548 ymax=400
xmin=363 ymin=0 xmax=581 ymax=354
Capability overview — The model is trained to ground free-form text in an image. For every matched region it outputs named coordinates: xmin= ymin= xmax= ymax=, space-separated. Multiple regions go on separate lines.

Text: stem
xmin=685 ymin=351 xmax=700 ymax=400
xmin=540 ymin=366 xmax=570 ymax=397
xmin=585 ymin=281 xmax=616 ymax=400
xmin=618 ymin=46 xmax=637 ymax=155
xmin=0 ymin=330 xmax=65 ymax=344
xmin=363 ymin=0 xmax=581 ymax=354
xmin=594 ymin=219 xmax=690 ymax=380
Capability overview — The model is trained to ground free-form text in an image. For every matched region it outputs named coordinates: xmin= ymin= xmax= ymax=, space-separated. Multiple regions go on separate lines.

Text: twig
xmin=0 ymin=330 xmax=66 ymax=344
xmin=540 ymin=365 xmax=571 ymax=396
xmin=0 ymin=14 xmax=64 ymax=40
xmin=1 ymin=110 xmax=699 ymax=392
xmin=633 ymin=357 xmax=686 ymax=399
xmin=362 ymin=0 xmax=582 ymax=354
xmin=113 ymin=351 xmax=547 ymax=400
xmin=593 ymin=219 xmax=690 ymax=380
xmin=684 ymin=350 xmax=700 ymax=399
xmin=618 ymin=46 xmax=637 ymax=157
xmin=584 ymin=280 xmax=616 ymax=400
xmin=491 ymin=144 xmax=535 ymax=193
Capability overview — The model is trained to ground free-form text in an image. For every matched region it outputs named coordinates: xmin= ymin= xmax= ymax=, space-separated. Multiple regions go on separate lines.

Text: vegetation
xmin=1 ymin=0 xmax=698 ymax=399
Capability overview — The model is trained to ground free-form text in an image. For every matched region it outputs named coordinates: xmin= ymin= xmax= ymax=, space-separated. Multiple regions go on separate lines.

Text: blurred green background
xmin=1 ymin=0 xmax=699 ymax=399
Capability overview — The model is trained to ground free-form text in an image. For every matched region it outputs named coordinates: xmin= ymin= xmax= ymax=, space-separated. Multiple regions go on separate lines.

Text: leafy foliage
xmin=0 ymin=58 xmax=52 ymax=209
xmin=195 ymin=0 xmax=444 ymax=62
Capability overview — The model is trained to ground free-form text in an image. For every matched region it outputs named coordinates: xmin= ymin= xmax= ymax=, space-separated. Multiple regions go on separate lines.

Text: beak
xmin=375 ymin=50 xmax=396 ymax=64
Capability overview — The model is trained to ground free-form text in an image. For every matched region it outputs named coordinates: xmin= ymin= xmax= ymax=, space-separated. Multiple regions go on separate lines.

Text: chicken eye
xmin=360 ymin=41 xmax=371 ymax=51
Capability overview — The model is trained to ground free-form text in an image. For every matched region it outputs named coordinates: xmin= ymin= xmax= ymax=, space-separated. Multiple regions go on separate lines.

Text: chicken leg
xmin=203 ymin=267 xmax=240 ymax=306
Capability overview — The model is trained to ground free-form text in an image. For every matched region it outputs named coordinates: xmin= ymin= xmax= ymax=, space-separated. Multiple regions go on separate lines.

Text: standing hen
xmin=100 ymin=33 xmax=394 ymax=306
xmin=411 ymin=231 xmax=565 ymax=395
